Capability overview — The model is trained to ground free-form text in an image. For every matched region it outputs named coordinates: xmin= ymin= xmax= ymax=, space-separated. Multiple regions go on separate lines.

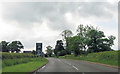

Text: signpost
xmin=36 ymin=43 xmax=43 ymax=60
xmin=36 ymin=43 xmax=42 ymax=52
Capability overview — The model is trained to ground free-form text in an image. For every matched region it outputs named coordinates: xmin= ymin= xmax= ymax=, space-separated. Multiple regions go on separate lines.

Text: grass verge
xmin=59 ymin=51 xmax=119 ymax=67
xmin=2 ymin=57 xmax=48 ymax=72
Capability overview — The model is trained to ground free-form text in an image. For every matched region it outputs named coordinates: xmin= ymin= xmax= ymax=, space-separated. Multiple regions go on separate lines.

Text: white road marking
xmin=41 ymin=66 xmax=46 ymax=69
xmin=63 ymin=60 xmax=79 ymax=71
xmin=82 ymin=72 xmax=85 ymax=74
xmin=72 ymin=65 xmax=79 ymax=70
xmin=65 ymin=62 xmax=79 ymax=70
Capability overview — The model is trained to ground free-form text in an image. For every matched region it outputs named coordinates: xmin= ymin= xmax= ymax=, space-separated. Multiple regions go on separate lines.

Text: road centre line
xmin=66 ymin=62 xmax=79 ymax=70
xmin=60 ymin=60 xmax=79 ymax=71
xmin=72 ymin=65 xmax=79 ymax=70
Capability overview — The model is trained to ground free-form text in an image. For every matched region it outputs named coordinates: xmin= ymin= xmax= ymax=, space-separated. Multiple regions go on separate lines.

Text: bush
xmin=59 ymin=50 xmax=66 ymax=56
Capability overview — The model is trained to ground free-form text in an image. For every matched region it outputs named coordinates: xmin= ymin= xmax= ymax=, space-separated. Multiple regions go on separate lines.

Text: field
xmin=59 ymin=50 xmax=120 ymax=67
xmin=1 ymin=52 xmax=48 ymax=72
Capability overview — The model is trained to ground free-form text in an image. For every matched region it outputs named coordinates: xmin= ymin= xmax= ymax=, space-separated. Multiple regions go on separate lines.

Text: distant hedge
xmin=87 ymin=50 xmax=119 ymax=61
xmin=60 ymin=50 xmax=120 ymax=66
xmin=1 ymin=52 xmax=38 ymax=68
xmin=1 ymin=52 xmax=34 ymax=60
xmin=2 ymin=57 xmax=42 ymax=68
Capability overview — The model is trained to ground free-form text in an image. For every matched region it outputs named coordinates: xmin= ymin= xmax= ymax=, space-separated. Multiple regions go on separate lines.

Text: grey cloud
xmin=75 ymin=2 xmax=116 ymax=19
xmin=2 ymin=2 xmax=117 ymax=31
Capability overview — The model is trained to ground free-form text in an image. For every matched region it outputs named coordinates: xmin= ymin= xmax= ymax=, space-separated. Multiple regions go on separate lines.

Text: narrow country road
xmin=36 ymin=58 xmax=118 ymax=73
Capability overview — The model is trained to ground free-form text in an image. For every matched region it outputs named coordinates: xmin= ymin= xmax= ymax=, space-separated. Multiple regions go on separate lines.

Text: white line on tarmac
xmin=72 ymin=65 xmax=79 ymax=70
xmin=64 ymin=61 xmax=79 ymax=71
xmin=82 ymin=72 xmax=85 ymax=74
xmin=41 ymin=66 xmax=46 ymax=69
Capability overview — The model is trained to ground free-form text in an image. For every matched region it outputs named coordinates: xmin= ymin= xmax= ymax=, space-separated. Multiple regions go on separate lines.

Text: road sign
xmin=36 ymin=43 xmax=42 ymax=52
xmin=36 ymin=43 xmax=42 ymax=56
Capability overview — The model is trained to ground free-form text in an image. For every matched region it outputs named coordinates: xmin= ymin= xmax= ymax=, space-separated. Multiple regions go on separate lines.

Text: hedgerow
xmin=1 ymin=52 xmax=40 ymax=68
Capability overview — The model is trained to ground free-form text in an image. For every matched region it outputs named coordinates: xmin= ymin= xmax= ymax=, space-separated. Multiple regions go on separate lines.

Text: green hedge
xmin=85 ymin=51 xmax=119 ymax=66
xmin=87 ymin=51 xmax=118 ymax=61
xmin=1 ymin=52 xmax=39 ymax=68
xmin=59 ymin=50 xmax=120 ymax=66
xmin=1 ymin=52 xmax=34 ymax=59
xmin=2 ymin=57 xmax=41 ymax=68
xmin=2 ymin=57 xmax=48 ymax=72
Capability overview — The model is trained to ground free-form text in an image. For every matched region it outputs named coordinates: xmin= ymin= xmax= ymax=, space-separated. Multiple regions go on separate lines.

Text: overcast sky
xmin=0 ymin=1 xmax=118 ymax=53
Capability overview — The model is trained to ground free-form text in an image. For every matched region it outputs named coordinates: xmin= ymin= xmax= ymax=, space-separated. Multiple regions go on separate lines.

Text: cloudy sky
xmin=0 ymin=1 xmax=118 ymax=52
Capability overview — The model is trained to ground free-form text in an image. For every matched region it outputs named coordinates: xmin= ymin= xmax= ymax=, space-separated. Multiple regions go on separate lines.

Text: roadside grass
xmin=59 ymin=50 xmax=119 ymax=67
xmin=2 ymin=57 xmax=48 ymax=72
xmin=1 ymin=52 xmax=37 ymax=68
xmin=1 ymin=52 xmax=48 ymax=73
xmin=1 ymin=52 xmax=34 ymax=59
xmin=2 ymin=57 xmax=41 ymax=68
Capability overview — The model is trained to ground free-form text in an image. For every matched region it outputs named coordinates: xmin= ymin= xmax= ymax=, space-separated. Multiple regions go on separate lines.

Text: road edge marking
xmin=41 ymin=65 xmax=46 ymax=69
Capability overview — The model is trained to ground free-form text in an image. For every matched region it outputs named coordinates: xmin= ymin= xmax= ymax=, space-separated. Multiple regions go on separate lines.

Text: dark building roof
xmin=23 ymin=51 xmax=32 ymax=53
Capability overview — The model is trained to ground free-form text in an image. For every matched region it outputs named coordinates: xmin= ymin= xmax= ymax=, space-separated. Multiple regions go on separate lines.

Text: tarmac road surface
xmin=36 ymin=58 xmax=119 ymax=73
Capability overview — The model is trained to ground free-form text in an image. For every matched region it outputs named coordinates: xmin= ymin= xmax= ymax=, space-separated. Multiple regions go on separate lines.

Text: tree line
xmin=0 ymin=41 xmax=24 ymax=53
xmin=46 ymin=24 xmax=116 ymax=57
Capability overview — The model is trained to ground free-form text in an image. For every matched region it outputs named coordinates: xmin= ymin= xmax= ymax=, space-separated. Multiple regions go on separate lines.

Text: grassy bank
xmin=2 ymin=57 xmax=46 ymax=68
xmin=2 ymin=57 xmax=48 ymax=72
xmin=59 ymin=50 xmax=119 ymax=67
xmin=1 ymin=52 xmax=48 ymax=72
xmin=2 ymin=52 xmax=34 ymax=59
xmin=1 ymin=52 xmax=35 ymax=68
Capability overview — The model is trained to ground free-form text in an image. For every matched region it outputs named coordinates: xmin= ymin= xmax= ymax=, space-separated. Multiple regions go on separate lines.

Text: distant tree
xmin=8 ymin=41 xmax=24 ymax=53
xmin=1 ymin=41 xmax=9 ymax=52
xmin=66 ymin=24 xmax=116 ymax=55
xmin=32 ymin=50 xmax=36 ymax=56
xmin=56 ymin=40 xmax=64 ymax=51
xmin=61 ymin=30 xmax=72 ymax=54
xmin=54 ymin=40 xmax=65 ymax=57
xmin=67 ymin=36 xmax=81 ymax=56
xmin=61 ymin=30 xmax=73 ymax=41
xmin=54 ymin=48 xmax=57 ymax=57
xmin=66 ymin=37 xmax=74 ymax=52
xmin=59 ymin=50 xmax=66 ymax=56
xmin=86 ymin=29 xmax=115 ymax=53
xmin=76 ymin=24 xmax=95 ymax=51
xmin=108 ymin=35 xmax=116 ymax=46
xmin=46 ymin=46 xmax=53 ymax=57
